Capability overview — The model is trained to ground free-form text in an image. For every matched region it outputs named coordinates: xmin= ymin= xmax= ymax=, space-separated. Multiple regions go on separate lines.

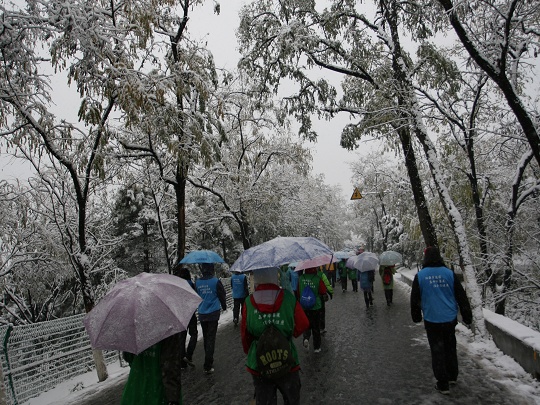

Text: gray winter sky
xmin=0 ymin=1 xmax=368 ymax=200
xmin=190 ymin=2 xmax=363 ymax=201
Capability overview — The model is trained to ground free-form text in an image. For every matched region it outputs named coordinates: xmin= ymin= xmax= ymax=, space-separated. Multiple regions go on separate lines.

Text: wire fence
xmin=0 ymin=277 xmax=233 ymax=405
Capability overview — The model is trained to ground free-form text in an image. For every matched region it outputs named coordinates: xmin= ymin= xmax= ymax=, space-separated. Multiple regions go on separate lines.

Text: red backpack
xmin=382 ymin=267 xmax=393 ymax=285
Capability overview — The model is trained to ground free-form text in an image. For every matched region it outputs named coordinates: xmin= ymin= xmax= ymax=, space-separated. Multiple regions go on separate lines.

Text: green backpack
xmin=256 ymin=324 xmax=295 ymax=380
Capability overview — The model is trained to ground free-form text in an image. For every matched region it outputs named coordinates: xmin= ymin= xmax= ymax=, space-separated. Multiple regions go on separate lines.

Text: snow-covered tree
xmin=435 ymin=0 xmax=540 ymax=168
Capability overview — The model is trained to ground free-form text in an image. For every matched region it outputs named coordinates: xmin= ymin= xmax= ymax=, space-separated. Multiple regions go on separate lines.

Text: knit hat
xmin=422 ymin=246 xmax=445 ymax=268
xmin=201 ymin=263 xmax=215 ymax=275
xmin=177 ymin=267 xmax=191 ymax=281
xmin=253 ymin=267 xmax=279 ymax=286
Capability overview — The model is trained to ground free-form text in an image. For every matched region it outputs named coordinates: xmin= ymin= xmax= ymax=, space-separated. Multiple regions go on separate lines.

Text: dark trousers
xmin=200 ymin=319 xmax=219 ymax=370
xmin=325 ymin=270 xmax=336 ymax=288
xmin=363 ymin=291 xmax=373 ymax=307
xmin=252 ymin=370 xmax=301 ymax=405
xmin=180 ymin=314 xmax=198 ymax=364
xmin=233 ymin=297 xmax=246 ymax=322
xmin=425 ymin=320 xmax=459 ymax=387
xmin=351 ymin=279 xmax=358 ymax=292
xmin=340 ymin=276 xmax=348 ymax=291
xmin=384 ymin=289 xmax=393 ymax=304
xmin=319 ymin=299 xmax=326 ymax=330
xmin=303 ymin=309 xmax=322 ymax=350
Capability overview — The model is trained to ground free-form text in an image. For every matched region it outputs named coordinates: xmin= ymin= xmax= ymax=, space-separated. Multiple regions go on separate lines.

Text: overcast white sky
xmin=0 ymin=1 xmax=367 ymax=200
xmin=189 ymin=2 xmax=364 ymax=201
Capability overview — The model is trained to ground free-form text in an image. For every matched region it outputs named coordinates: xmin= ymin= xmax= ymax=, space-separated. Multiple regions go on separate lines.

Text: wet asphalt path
xmin=65 ymin=280 xmax=536 ymax=405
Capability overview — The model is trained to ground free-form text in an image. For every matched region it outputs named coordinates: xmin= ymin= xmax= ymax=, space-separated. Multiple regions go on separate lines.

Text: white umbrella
xmin=346 ymin=252 xmax=379 ymax=272
xmin=379 ymin=250 xmax=403 ymax=266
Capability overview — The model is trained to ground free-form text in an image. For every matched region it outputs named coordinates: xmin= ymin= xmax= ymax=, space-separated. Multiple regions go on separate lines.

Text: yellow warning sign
xmin=350 ymin=187 xmax=363 ymax=200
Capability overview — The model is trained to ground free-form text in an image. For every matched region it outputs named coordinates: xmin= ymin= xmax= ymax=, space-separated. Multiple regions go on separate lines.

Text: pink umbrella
xmin=83 ymin=272 xmax=202 ymax=354
xmin=294 ymin=254 xmax=338 ymax=271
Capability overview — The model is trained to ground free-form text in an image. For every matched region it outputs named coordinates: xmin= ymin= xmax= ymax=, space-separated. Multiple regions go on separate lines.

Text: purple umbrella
xmin=83 ymin=272 xmax=202 ymax=354
xmin=230 ymin=236 xmax=333 ymax=272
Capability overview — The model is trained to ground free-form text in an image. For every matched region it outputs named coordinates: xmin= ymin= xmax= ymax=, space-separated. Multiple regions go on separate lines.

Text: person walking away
xmin=379 ymin=265 xmax=396 ymax=305
xmin=121 ymin=333 xmax=183 ymax=405
xmin=241 ymin=267 xmax=309 ymax=405
xmin=324 ymin=262 xmax=337 ymax=288
xmin=337 ymin=258 xmax=348 ymax=292
xmin=317 ymin=266 xmax=333 ymax=334
xmin=359 ymin=269 xmax=375 ymax=307
xmin=195 ymin=263 xmax=227 ymax=374
xmin=297 ymin=267 xmax=328 ymax=353
xmin=410 ymin=246 xmax=472 ymax=395
xmin=278 ymin=264 xmax=292 ymax=293
xmin=174 ymin=265 xmax=198 ymax=369
xmin=348 ymin=265 xmax=358 ymax=292
xmin=231 ymin=270 xmax=249 ymax=326
xmin=288 ymin=264 xmax=299 ymax=293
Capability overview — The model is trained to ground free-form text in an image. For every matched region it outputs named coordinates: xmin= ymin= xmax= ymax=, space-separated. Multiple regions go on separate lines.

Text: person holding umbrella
xmin=347 ymin=252 xmax=379 ymax=308
xmin=83 ymin=272 xmax=202 ymax=405
xmin=179 ymin=250 xmax=227 ymax=374
xmin=379 ymin=264 xmax=396 ymax=305
xmin=298 ymin=266 xmax=328 ymax=352
xmin=378 ymin=251 xmax=403 ymax=305
xmin=121 ymin=334 xmax=183 ymax=405
xmin=241 ymin=267 xmax=309 ymax=405
xmin=337 ymin=258 xmax=348 ymax=292
xmin=195 ymin=262 xmax=227 ymax=374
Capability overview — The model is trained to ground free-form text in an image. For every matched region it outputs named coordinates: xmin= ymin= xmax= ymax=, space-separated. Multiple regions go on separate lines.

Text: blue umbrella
xmin=230 ymin=236 xmax=333 ymax=272
xmin=179 ymin=250 xmax=225 ymax=264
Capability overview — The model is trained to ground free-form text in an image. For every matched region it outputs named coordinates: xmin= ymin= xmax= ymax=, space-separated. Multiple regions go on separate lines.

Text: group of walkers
xmin=333 ymin=256 xmax=397 ymax=307
xmin=119 ymin=245 xmax=472 ymax=405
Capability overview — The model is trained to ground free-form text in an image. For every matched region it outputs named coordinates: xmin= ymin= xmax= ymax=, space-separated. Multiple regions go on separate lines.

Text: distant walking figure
xmin=359 ymin=269 xmax=375 ymax=307
xmin=231 ymin=270 xmax=249 ymax=326
xmin=379 ymin=265 xmax=396 ymax=305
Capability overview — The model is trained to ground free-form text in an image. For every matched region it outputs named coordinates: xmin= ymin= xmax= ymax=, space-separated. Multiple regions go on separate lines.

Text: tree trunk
xmin=0 ymin=362 xmax=6 ymax=405
xmin=383 ymin=0 xmax=486 ymax=337
xmin=92 ymin=350 xmax=109 ymax=382
xmin=143 ymin=222 xmax=150 ymax=272
xmin=397 ymin=127 xmax=439 ymax=247
xmin=494 ymin=151 xmax=535 ymax=314
xmin=175 ymin=163 xmax=188 ymax=261
xmin=238 ymin=206 xmax=252 ymax=250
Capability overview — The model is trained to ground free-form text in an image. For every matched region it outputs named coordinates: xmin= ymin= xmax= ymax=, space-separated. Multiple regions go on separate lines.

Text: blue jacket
xmin=231 ymin=273 xmax=249 ymax=299
xmin=196 ymin=276 xmax=227 ymax=321
xmin=411 ymin=266 xmax=472 ymax=324
xmin=288 ymin=269 xmax=299 ymax=292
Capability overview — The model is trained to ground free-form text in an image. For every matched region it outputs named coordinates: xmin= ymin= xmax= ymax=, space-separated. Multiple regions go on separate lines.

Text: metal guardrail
xmin=0 ymin=277 xmax=234 ymax=405
xmin=0 ymin=314 xmax=119 ymax=405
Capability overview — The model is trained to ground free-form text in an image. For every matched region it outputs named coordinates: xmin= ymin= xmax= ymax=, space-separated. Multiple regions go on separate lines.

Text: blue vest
xmin=231 ymin=274 xmax=247 ymax=299
xmin=196 ymin=278 xmax=221 ymax=315
xmin=417 ymin=266 xmax=458 ymax=323
xmin=289 ymin=269 xmax=299 ymax=292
